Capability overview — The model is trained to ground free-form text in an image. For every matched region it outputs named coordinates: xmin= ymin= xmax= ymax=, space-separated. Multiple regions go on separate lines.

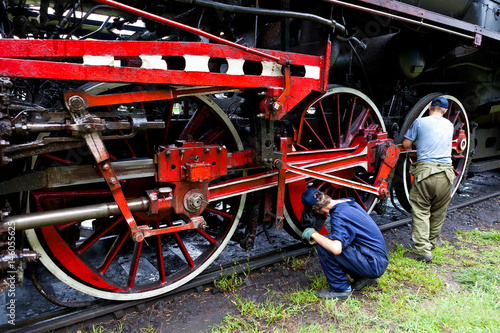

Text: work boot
xmin=352 ymin=277 xmax=378 ymax=291
xmin=316 ymin=287 xmax=351 ymax=300
xmin=404 ymin=251 xmax=432 ymax=262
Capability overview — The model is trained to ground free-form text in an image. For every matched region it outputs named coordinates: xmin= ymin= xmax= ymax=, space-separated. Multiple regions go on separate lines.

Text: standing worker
xmin=402 ymin=96 xmax=456 ymax=262
xmin=301 ymin=188 xmax=388 ymax=300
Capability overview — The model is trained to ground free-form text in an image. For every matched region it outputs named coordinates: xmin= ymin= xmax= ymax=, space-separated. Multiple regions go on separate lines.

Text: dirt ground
xmin=86 ymin=172 xmax=500 ymax=333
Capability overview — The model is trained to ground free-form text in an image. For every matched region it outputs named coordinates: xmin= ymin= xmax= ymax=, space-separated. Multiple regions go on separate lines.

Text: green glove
xmin=302 ymin=228 xmax=317 ymax=244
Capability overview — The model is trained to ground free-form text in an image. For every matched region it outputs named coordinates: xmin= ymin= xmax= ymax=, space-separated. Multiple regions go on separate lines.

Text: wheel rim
xmin=284 ymin=86 xmax=385 ymax=237
xmin=26 ymin=88 xmax=245 ymax=300
xmin=394 ymin=93 xmax=470 ymax=211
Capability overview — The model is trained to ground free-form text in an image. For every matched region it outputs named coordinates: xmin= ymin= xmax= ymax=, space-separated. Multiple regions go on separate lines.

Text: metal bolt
xmin=198 ymin=220 xmax=207 ymax=230
xmin=110 ymin=177 xmax=117 ymax=185
xmin=102 ymin=163 xmax=110 ymax=171
xmin=132 ymin=231 xmax=144 ymax=242
xmin=68 ymin=96 xmax=86 ymax=112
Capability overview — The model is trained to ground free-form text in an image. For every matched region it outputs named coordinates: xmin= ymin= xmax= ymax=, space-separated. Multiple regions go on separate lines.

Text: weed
xmin=283 ymin=254 xmax=311 ymax=270
xmin=140 ymin=325 xmax=157 ymax=333
xmin=305 ymin=271 xmax=328 ymax=290
xmin=87 ymin=325 xmax=106 ymax=333
xmin=213 ymin=262 xmax=252 ymax=292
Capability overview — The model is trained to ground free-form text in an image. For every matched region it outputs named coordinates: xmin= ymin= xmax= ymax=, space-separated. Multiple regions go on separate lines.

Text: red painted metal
xmin=274 ymin=137 xmax=290 ymax=229
xmin=98 ymin=231 xmax=129 ymax=275
xmin=127 ymin=242 xmax=144 ymax=289
xmin=139 ymin=216 xmax=206 ymax=238
xmin=373 ymin=142 xmax=400 ymax=198
xmin=92 ymin=0 xmax=285 ymax=64
xmin=41 ymin=226 xmax=126 ymax=292
xmin=166 ymin=219 xmax=195 ymax=269
xmin=0 ymin=39 xmax=325 ymax=118
xmin=76 ymin=216 xmax=125 ymax=254
xmin=208 ymin=134 xmax=394 ymax=201
xmin=156 ymin=141 xmax=227 ymax=183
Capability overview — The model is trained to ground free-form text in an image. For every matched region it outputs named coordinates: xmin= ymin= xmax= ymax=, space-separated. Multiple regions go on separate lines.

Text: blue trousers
xmin=316 ymin=243 xmax=388 ymax=291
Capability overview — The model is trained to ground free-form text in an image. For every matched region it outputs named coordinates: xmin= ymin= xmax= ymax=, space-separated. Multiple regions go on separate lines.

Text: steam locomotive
xmin=0 ymin=0 xmax=498 ymax=301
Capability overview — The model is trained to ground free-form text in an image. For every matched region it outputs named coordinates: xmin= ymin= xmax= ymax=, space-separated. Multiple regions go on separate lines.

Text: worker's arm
xmin=402 ymin=138 xmax=414 ymax=150
xmin=310 ymin=232 xmax=342 ymax=255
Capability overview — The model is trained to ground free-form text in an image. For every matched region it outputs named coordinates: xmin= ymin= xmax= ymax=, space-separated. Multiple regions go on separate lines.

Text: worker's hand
xmin=302 ymin=228 xmax=317 ymax=245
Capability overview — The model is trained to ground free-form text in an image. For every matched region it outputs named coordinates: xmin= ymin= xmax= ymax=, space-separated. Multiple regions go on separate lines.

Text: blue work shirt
xmin=327 ymin=198 xmax=388 ymax=259
xmin=404 ymin=116 xmax=453 ymax=164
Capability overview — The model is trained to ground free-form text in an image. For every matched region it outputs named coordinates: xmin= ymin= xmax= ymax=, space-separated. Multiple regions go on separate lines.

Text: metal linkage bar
xmin=92 ymin=0 xmax=285 ymax=64
xmin=324 ymin=0 xmax=500 ymax=45
xmin=209 ymin=137 xmax=378 ymax=201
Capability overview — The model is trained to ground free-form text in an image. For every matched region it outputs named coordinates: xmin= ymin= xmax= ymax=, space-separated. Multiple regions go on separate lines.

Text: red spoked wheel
xmin=25 ymin=84 xmax=245 ymax=300
xmin=283 ymin=86 xmax=386 ymax=237
xmin=393 ymin=93 xmax=470 ymax=212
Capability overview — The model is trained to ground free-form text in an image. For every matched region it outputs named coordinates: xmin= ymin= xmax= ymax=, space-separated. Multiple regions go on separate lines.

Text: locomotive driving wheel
xmin=25 ymin=84 xmax=246 ymax=300
xmin=283 ymin=86 xmax=386 ymax=237
xmin=393 ymin=93 xmax=470 ymax=212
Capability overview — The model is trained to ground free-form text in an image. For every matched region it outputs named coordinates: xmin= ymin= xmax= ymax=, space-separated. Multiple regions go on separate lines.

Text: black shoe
xmin=352 ymin=277 xmax=378 ymax=291
xmin=316 ymin=288 xmax=351 ymax=300
xmin=404 ymin=251 xmax=432 ymax=262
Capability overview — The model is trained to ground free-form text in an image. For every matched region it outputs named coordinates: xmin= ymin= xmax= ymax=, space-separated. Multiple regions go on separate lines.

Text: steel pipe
xmin=1 ymin=197 xmax=150 ymax=231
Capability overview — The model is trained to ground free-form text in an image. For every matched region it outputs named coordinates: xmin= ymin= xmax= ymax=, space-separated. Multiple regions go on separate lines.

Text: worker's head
xmin=429 ymin=96 xmax=449 ymax=114
xmin=301 ymin=188 xmax=331 ymax=213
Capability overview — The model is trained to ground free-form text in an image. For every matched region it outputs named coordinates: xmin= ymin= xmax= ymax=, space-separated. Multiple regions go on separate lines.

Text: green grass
xmin=283 ymin=254 xmax=311 ymax=270
xmin=211 ymin=228 xmax=500 ymax=333
xmin=213 ymin=262 xmax=252 ymax=292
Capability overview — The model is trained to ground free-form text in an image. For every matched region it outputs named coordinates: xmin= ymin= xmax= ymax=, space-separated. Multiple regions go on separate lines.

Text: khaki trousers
xmin=409 ymin=171 xmax=453 ymax=256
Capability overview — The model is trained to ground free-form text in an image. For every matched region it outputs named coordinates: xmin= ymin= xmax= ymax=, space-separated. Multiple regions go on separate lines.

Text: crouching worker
xmin=301 ymin=188 xmax=389 ymax=300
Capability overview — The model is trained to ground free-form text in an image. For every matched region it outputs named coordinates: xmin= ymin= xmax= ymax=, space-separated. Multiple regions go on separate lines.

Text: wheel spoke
xmin=344 ymin=95 xmax=356 ymax=137
xmin=127 ymin=241 xmax=144 ymax=289
xmin=204 ymin=205 xmax=234 ymax=221
xmin=76 ymin=216 xmax=124 ymax=254
xmin=348 ymin=105 xmax=370 ymax=146
xmin=98 ymin=230 xmax=129 ymax=275
xmin=166 ymin=219 xmax=195 ymax=269
xmin=179 ymin=105 xmax=210 ymax=140
xmin=331 ymin=97 xmax=342 ymax=145
xmin=304 ymin=119 xmax=327 ymax=149
xmin=318 ymin=102 xmax=335 ymax=147
xmin=197 ymin=229 xmax=218 ymax=246
xmin=153 ymin=221 xmax=166 ymax=283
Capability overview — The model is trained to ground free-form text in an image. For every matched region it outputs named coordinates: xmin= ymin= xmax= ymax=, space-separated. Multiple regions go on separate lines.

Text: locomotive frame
xmin=0 ymin=0 xmax=498 ymax=301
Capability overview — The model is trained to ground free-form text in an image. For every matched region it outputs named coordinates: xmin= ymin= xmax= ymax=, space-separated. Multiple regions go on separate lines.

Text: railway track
xmin=4 ymin=243 xmax=314 ymax=333
xmin=2 ymin=188 xmax=500 ymax=333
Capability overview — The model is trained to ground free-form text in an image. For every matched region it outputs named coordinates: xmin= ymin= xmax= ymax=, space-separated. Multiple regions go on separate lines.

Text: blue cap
xmin=301 ymin=188 xmax=321 ymax=207
xmin=431 ymin=96 xmax=449 ymax=108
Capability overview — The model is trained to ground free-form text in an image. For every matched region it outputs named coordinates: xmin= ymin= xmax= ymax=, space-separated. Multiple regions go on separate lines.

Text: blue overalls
xmin=316 ymin=198 xmax=389 ymax=291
